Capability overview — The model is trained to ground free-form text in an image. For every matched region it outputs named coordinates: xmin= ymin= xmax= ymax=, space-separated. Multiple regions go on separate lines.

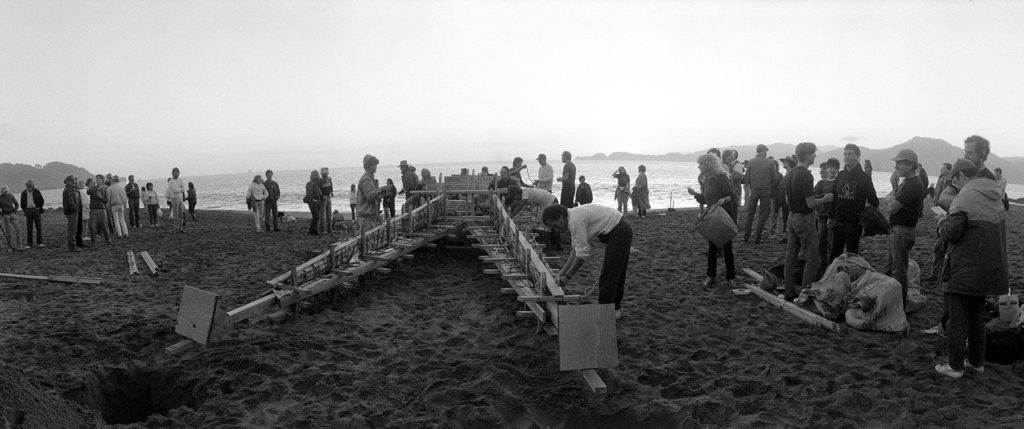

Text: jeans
xmin=320 ymin=197 xmax=333 ymax=234
xmin=383 ymin=199 xmax=396 ymax=218
xmin=784 ymin=213 xmax=820 ymax=300
xmin=170 ymin=198 xmax=185 ymax=231
xmin=707 ymin=240 xmax=735 ymax=280
xmin=129 ymin=198 xmax=140 ymax=227
xmin=743 ymin=188 xmax=772 ymax=242
xmin=110 ymin=206 xmax=128 ymax=237
xmin=828 ymin=220 xmax=863 ymax=261
xmin=188 ymin=200 xmax=197 ymax=220
xmin=264 ymin=199 xmax=279 ymax=231
xmin=146 ymin=204 xmax=159 ymax=226
xmin=307 ymin=202 xmax=320 ymax=234
xmin=945 ymin=293 xmax=986 ymax=370
xmin=24 ymin=207 xmax=42 ymax=245
xmin=597 ymin=220 xmax=633 ymax=309
xmin=771 ymin=199 xmax=789 ymax=234
xmin=251 ymin=200 xmax=265 ymax=231
xmin=883 ymin=225 xmax=916 ymax=308
xmin=89 ymin=209 xmax=111 ymax=243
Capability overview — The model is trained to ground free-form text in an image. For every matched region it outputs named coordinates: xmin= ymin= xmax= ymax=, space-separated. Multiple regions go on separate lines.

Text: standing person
xmin=186 ymin=182 xmax=198 ymax=221
xmin=769 ymin=158 xmax=792 ymax=238
xmin=398 ymin=160 xmax=419 ymax=201
xmin=86 ymin=178 xmax=112 ymax=244
xmin=348 ymin=184 xmax=357 ymax=221
xmin=613 ymin=167 xmax=630 ymax=213
xmin=20 ymin=180 xmax=45 ymax=247
xmin=108 ymin=175 xmax=130 ymax=239
xmin=420 ymin=168 xmax=437 ymax=188
xmin=742 ymin=144 xmax=775 ymax=243
xmin=963 ymin=135 xmax=1009 ymax=210
xmin=142 ymin=183 xmax=160 ymax=227
xmin=534 ymin=154 xmax=554 ymax=192
xmin=687 ymin=154 xmax=737 ymax=290
xmin=521 ymin=187 xmax=560 ymax=252
xmin=557 ymin=151 xmax=576 ymax=208
xmin=575 ymin=175 xmax=593 ymax=206
xmin=62 ymin=175 xmax=83 ymax=251
xmin=0 ymin=185 xmax=27 ymax=250
xmin=884 ymin=149 xmax=925 ymax=309
xmin=493 ymin=166 xmax=522 ymax=209
xmin=319 ymin=167 xmax=334 ymax=234
xmin=510 ymin=157 xmax=531 ymax=188
xmin=994 ymin=167 xmax=1010 ymax=211
xmin=166 ymin=167 xmax=186 ymax=233
xmin=918 ymin=164 xmax=930 ymax=194
xmin=783 ymin=143 xmax=834 ymax=300
xmin=126 ymin=175 xmax=141 ymax=228
xmin=933 ymin=163 xmax=952 ymax=207
xmin=247 ymin=175 xmax=268 ymax=232
xmin=828 ymin=144 xmax=878 ymax=261
xmin=813 ymin=158 xmax=839 ymax=274
xmin=722 ymin=150 xmax=745 ymax=207
xmin=381 ymin=178 xmax=397 ymax=218
xmin=103 ymin=174 xmax=115 ymax=234
xmin=543 ymin=203 xmax=633 ymax=319
xmin=304 ymin=171 xmax=322 ymax=235
xmin=356 ymin=155 xmax=384 ymax=256
xmin=934 ymin=158 xmax=1008 ymax=378
xmin=633 ymin=165 xmax=650 ymax=217
xmin=79 ymin=179 xmax=90 ymax=241
xmin=264 ymin=170 xmax=280 ymax=232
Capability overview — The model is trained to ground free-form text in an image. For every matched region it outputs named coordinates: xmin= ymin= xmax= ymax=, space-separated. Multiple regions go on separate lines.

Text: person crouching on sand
xmin=247 ymin=175 xmax=268 ymax=232
xmin=687 ymin=154 xmax=737 ymax=290
xmin=543 ymin=203 xmax=633 ymax=319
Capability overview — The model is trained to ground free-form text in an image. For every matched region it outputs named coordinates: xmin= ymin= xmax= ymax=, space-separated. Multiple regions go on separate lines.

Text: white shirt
xmin=166 ymin=178 xmax=185 ymax=200
xmin=521 ymin=187 xmax=557 ymax=208
xmin=248 ymin=182 xmax=269 ymax=201
xmin=537 ymin=164 xmax=554 ymax=191
xmin=567 ymin=204 xmax=623 ymax=259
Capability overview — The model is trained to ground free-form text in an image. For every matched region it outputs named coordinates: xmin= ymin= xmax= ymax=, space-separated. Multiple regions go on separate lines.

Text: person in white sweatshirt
xmin=247 ymin=175 xmax=269 ymax=232
xmin=108 ymin=175 xmax=130 ymax=238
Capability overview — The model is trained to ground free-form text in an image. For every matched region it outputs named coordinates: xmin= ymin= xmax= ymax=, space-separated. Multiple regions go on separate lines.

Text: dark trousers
xmin=264 ymin=199 xmax=279 ymax=231
xmin=146 ymin=205 xmax=158 ymax=226
xmin=817 ymin=216 xmax=830 ymax=275
xmin=350 ymin=204 xmax=356 ymax=221
xmin=188 ymin=200 xmax=197 ymax=220
xmin=24 ymin=207 xmax=42 ymax=245
xmin=66 ymin=214 xmax=79 ymax=250
xmin=946 ymin=293 xmax=986 ymax=370
xmin=128 ymin=198 xmax=140 ymax=227
xmin=707 ymin=240 xmax=735 ymax=279
xmin=932 ymin=237 xmax=948 ymax=280
xmin=74 ymin=209 xmax=83 ymax=246
xmin=90 ymin=209 xmax=111 ymax=243
xmin=383 ymin=199 xmax=396 ymax=217
xmin=828 ymin=220 xmax=863 ymax=261
xmin=561 ymin=186 xmax=575 ymax=209
xmin=743 ymin=189 xmax=772 ymax=242
xmin=597 ymin=220 xmax=633 ymax=310
xmin=308 ymin=202 xmax=321 ymax=234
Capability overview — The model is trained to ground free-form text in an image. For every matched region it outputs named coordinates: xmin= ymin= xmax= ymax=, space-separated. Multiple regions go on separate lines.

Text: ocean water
xmin=37 ymin=159 xmax=1024 ymax=213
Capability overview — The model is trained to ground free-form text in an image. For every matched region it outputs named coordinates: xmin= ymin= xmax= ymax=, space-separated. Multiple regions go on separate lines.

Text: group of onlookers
xmin=0 ymin=181 xmax=45 ymax=251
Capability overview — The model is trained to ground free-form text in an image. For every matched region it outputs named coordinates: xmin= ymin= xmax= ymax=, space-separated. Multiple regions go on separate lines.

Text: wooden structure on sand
xmin=168 ymin=175 xmax=618 ymax=393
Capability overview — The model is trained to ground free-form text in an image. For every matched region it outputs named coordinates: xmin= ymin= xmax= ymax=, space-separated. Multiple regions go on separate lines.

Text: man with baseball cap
xmin=535 ymin=154 xmax=554 ymax=192
xmin=884 ymin=148 xmax=925 ymax=309
xmin=742 ymin=144 xmax=776 ymax=243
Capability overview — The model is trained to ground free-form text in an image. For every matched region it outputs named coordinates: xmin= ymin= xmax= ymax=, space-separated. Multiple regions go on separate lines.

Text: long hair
xmin=697 ymin=153 xmax=728 ymax=177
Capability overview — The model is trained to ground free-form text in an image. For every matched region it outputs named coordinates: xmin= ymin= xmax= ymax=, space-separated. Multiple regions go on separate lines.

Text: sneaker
xmin=934 ymin=363 xmax=964 ymax=378
xmin=922 ymin=324 xmax=946 ymax=336
xmin=964 ymin=360 xmax=985 ymax=373
xmin=702 ymin=277 xmax=717 ymax=290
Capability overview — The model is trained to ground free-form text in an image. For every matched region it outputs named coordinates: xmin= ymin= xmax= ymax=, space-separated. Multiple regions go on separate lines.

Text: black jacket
xmin=830 ymin=164 xmax=878 ymax=223
xmin=63 ymin=185 xmax=81 ymax=215
xmin=20 ymin=188 xmax=44 ymax=210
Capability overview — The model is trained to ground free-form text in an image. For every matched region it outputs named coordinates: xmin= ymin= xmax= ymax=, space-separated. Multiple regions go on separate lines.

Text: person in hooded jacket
xmin=933 ymin=158 xmax=1009 ymax=378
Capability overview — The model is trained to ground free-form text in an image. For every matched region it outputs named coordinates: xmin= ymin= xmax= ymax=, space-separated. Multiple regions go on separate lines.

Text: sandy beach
xmin=2 ymin=202 xmax=1024 ymax=427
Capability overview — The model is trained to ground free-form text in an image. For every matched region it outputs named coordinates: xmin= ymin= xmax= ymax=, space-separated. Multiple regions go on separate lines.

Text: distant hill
xmin=581 ymin=137 xmax=1023 ymax=185
xmin=0 ymin=162 xmax=93 ymax=190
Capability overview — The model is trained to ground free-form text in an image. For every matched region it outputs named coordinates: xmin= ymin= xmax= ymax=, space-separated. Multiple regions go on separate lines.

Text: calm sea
xmin=39 ymin=160 xmax=1024 ymax=213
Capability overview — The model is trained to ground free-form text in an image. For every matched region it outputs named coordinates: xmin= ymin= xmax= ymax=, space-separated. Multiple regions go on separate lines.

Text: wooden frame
xmin=742 ymin=268 xmax=843 ymax=333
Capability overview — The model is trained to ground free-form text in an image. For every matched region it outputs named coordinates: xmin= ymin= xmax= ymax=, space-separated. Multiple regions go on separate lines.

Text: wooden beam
xmin=743 ymin=282 xmax=843 ymax=333
xmin=516 ymin=310 xmax=535 ymax=317
xmin=483 ymin=268 xmax=500 ymax=275
xmin=0 ymin=272 xmax=104 ymax=285
xmin=502 ymin=272 xmax=529 ymax=280
xmin=518 ymin=295 xmax=581 ymax=303
xmin=139 ymin=251 xmax=158 ymax=275
xmin=127 ymin=251 xmax=139 ymax=275
xmin=500 ymin=287 xmax=515 ymax=294
xmin=480 ymin=256 xmax=515 ymax=263
xmin=374 ymin=267 xmax=392 ymax=274
xmin=580 ymin=369 xmax=607 ymax=394
xmin=165 ymin=339 xmax=196 ymax=354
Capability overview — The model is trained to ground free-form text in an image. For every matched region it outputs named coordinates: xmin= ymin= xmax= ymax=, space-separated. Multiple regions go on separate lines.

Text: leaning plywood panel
xmin=558 ymin=304 xmax=618 ymax=371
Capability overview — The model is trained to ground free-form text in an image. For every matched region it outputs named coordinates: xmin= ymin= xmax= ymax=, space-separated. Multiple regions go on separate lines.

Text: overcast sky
xmin=2 ymin=0 xmax=1023 ymax=178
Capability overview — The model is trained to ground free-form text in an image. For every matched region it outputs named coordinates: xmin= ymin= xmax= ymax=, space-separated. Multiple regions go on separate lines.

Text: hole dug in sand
xmin=70 ymin=364 xmax=207 ymax=425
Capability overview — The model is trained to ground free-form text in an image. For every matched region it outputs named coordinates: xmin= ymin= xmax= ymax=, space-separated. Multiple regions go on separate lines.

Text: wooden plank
xmin=580 ymin=369 xmax=607 ymax=394
xmin=502 ymin=272 xmax=529 ymax=280
xmin=518 ymin=295 xmax=581 ymax=303
xmin=127 ymin=251 xmax=139 ymax=275
xmin=558 ymin=304 xmax=619 ymax=371
xmin=0 ymin=272 xmax=104 ymax=285
xmin=164 ymin=339 xmax=196 ymax=354
xmin=516 ymin=310 xmax=536 ymax=317
xmin=500 ymin=288 xmax=516 ymax=294
xmin=483 ymin=268 xmax=500 ymax=275
xmin=174 ymin=286 xmax=220 ymax=345
xmin=743 ymin=283 xmax=843 ymax=333
xmin=480 ymin=256 xmax=515 ymax=263
xmin=139 ymin=251 xmax=158 ymax=275
xmin=374 ymin=267 xmax=392 ymax=274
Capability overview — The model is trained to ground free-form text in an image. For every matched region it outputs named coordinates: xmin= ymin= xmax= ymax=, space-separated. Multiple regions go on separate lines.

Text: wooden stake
xmin=139 ymin=251 xmax=158 ymax=275
xmin=0 ymin=272 xmax=103 ymax=285
xmin=127 ymin=250 xmax=139 ymax=275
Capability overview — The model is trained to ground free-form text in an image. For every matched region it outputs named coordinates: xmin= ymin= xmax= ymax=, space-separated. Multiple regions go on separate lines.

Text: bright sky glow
xmin=2 ymin=0 xmax=1023 ymax=177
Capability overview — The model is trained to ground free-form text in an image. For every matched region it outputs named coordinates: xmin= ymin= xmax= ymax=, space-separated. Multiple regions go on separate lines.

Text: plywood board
xmin=139 ymin=251 xmax=158 ymax=275
xmin=558 ymin=304 xmax=619 ymax=371
xmin=127 ymin=251 xmax=139 ymax=275
xmin=174 ymin=286 xmax=220 ymax=345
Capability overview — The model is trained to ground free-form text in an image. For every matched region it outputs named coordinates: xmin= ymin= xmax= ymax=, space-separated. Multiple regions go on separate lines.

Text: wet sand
xmin=2 ymin=204 xmax=1024 ymax=427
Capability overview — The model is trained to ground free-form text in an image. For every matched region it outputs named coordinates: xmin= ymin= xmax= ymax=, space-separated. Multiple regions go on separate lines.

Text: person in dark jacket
xmin=742 ymin=144 xmax=776 ymax=243
xmin=305 ymin=171 xmax=322 ymax=235
xmin=884 ymin=149 xmax=925 ymax=308
xmin=264 ymin=170 xmax=281 ymax=232
xmin=0 ymin=185 xmax=27 ymax=250
xmin=85 ymin=178 xmax=111 ymax=244
xmin=126 ymin=175 xmax=141 ymax=228
xmin=934 ymin=158 xmax=1008 ymax=378
xmin=186 ymin=182 xmax=198 ymax=221
xmin=557 ymin=151 xmax=576 ymax=208
xmin=20 ymin=180 xmax=45 ymax=247
xmin=688 ymin=153 xmax=738 ymax=290
xmin=381 ymin=178 xmax=397 ymax=218
xmin=575 ymin=175 xmax=593 ymax=206
xmin=62 ymin=175 xmax=84 ymax=251
xmin=828 ymin=144 xmax=878 ymax=261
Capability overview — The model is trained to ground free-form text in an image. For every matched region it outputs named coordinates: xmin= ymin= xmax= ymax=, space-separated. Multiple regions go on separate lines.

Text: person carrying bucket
xmin=687 ymin=154 xmax=737 ymax=290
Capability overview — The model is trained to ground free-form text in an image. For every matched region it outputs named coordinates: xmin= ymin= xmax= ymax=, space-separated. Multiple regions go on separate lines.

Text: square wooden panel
xmin=558 ymin=304 xmax=618 ymax=371
xmin=174 ymin=286 xmax=220 ymax=345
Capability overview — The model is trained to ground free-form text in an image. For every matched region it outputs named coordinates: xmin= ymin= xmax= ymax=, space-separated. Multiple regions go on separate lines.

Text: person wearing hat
xmin=398 ymin=160 xmax=419 ymax=201
xmin=742 ymin=144 xmax=776 ymax=243
xmin=883 ymin=148 xmax=925 ymax=308
xmin=535 ymin=154 xmax=554 ymax=192
xmin=62 ymin=175 xmax=84 ymax=251
xmin=933 ymin=157 xmax=1008 ymax=378
xmin=783 ymin=143 xmax=833 ymax=300
xmin=318 ymin=167 xmax=334 ymax=234
xmin=828 ymin=143 xmax=878 ymax=263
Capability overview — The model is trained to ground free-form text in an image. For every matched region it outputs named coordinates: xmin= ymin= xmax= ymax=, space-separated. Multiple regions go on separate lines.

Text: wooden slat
xmin=127 ymin=251 xmax=139 ymax=275
xmin=139 ymin=251 xmax=158 ymax=275
xmin=580 ymin=369 xmax=607 ymax=394
xmin=0 ymin=272 xmax=104 ymax=285
xmin=518 ymin=295 xmax=581 ymax=303
xmin=742 ymin=281 xmax=843 ymax=333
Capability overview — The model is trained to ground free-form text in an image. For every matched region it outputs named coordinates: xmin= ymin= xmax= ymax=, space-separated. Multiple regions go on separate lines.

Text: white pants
xmin=252 ymin=200 xmax=265 ymax=231
xmin=111 ymin=206 xmax=129 ymax=237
